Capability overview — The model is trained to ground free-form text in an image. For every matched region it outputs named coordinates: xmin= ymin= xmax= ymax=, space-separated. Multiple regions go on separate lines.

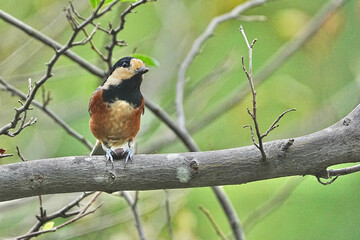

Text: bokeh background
xmin=1 ymin=0 xmax=360 ymax=239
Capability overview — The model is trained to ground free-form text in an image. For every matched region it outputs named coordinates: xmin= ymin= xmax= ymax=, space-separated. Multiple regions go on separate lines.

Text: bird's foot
xmin=105 ymin=149 xmax=116 ymax=169
xmin=122 ymin=148 xmax=133 ymax=167
xmin=105 ymin=148 xmax=132 ymax=168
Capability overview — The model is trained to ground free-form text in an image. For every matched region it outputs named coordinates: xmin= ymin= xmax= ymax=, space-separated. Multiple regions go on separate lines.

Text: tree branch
xmin=175 ymin=0 xmax=270 ymax=129
xmin=25 ymin=192 xmax=95 ymax=235
xmin=145 ymin=99 xmax=244 ymax=240
xmin=199 ymin=205 xmax=229 ymax=240
xmin=212 ymin=186 xmax=245 ymax=240
xmin=0 ymin=77 xmax=93 ymax=150
xmin=0 ymin=9 xmax=106 ymax=78
xmin=1 ymin=104 xmax=360 ymax=202
xmin=121 ymin=191 xmax=147 ymax=240
xmin=167 ymin=0 xmax=347 ymax=152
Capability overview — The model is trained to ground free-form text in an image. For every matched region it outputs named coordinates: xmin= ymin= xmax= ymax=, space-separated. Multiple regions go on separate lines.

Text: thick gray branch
xmin=1 ymin=105 xmax=360 ymax=202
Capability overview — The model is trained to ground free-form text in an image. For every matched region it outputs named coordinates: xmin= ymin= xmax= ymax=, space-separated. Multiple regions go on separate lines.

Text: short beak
xmin=136 ymin=66 xmax=149 ymax=75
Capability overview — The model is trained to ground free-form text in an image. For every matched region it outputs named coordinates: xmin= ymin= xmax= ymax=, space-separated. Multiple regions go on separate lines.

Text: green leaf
xmin=43 ymin=221 xmax=55 ymax=231
xmin=131 ymin=54 xmax=160 ymax=67
xmin=90 ymin=0 xmax=134 ymax=9
xmin=89 ymin=0 xmax=99 ymax=8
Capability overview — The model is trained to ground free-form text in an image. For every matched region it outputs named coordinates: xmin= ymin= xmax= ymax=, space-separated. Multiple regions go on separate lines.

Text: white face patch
xmin=102 ymin=58 xmax=146 ymax=89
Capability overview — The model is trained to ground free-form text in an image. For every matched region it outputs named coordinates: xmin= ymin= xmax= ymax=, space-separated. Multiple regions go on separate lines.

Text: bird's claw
xmin=105 ymin=149 xmax=115 ymax=169
xmin=123 ymin=148 xmax=133 ymax=167
xmin=105 ymin=148 xmax=132 ymax=168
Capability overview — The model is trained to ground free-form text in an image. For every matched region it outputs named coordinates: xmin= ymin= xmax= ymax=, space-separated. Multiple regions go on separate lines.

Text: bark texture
xmin=1 ymin=105 xmax=359 ymax=202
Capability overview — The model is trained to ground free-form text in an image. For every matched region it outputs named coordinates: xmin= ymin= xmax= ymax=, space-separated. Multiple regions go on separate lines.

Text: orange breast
xmin=89 ymin=89 xmax=144 ymax=148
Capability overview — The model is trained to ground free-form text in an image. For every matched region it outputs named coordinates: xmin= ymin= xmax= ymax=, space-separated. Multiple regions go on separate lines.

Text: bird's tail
xmin=90 ymin=140 xmax=105 ymax=156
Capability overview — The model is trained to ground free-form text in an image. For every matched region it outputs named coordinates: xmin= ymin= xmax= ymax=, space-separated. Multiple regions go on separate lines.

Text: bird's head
xmin=102 ymin=57 xmax=149 ymax=88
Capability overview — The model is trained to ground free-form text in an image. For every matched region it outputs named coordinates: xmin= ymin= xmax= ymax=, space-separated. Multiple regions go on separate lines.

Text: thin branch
xmin=167 ymin=0 xmax=347 ymax=152
xmin=328 ymin=164 xmax=360 ymax=177
xmin=25 ymin=192 xmax=95 ymax=235
xmin=0 ymin=153 xmax=13 ymax=159
xmin=240 ymin=26 xmax=295 ymax=161
xmin=0 ymin=1 xmax=110 ymax=137
xmin=316 ymin=176 xmax=338 ymax=185
xmin=240 ymin=26 xmax=266 ymax=160
xmin=0 ymin=10 xmax=106 ymax=78
xmin=105 ymin=0 xmax=149 ymax=71
xmin=16 ymin=146 xmax=27 ymax=162
xmin=261 ymin=108 xmax=296 ymax=138
xmin=17 ymin=204 xmax=101 ymax=240
xmin=41 ymin=86 xmax=52 ymax=108
xmin=175 ymin=0 xmax=269 ymax=129
xmin=144 ymin=0 xmax=347 ymax=155
xmin=212 ymin=186 xmax=246 ymax=240
xmin=121 ymin=191 xmax=147 ymax=240
xmin=164 ymin=190 xmax=174 ymax=240
xmin=71 ymin=24 xmax=100 ymax=47
xmin=145 ymin=99 xmax=199 ymax=152
xmin=69 ymin=1 xmax=110 ymax=34
xmin=0 ymin=77 xmax=93 ymax=150
xmin=316 ymin=164 xmax=360 ymax=185
xmin=199 ymin=205 xmax=229 ymax=240
xmin=144 ymin=99 xmax=244 ymax=240
xmin=243 ymin=125 xmax=259 ymax=149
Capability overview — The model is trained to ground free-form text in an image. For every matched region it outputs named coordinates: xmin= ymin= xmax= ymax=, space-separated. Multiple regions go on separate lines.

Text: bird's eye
xmin=121 ymin=62 xmax=130 ymax=68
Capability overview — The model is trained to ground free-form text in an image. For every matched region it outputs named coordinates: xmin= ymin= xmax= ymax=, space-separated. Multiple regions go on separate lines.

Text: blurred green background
xmin=0 ymin=0 xmax=360 ymax=239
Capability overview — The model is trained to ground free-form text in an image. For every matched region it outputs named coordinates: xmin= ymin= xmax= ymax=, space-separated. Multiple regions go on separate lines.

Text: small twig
xmin=0 ymin=78 xmax=93 ymax=150
xmin=240 ymin=26 xmax=295 ymax=161
xmin=0 ymin=0 xmax=108 ymax=137
xmin=281 ymin=139 xmax=294 ymax=151
xmin=328 ymin=164 xmax=360 ymax=177
xmin=17 ymin=204 xmax=101 ymax=240
xmin=199 ymin=205 xmax=229 ymax=240
xmin=0 ymin=153 xmax=13 ymax=159
xmin=144 ymin=100 xmax=244 ymax=240
xmin=0 ymin=10 xmax=105 ymax=78
xmin=41 ymin=86 xmax=52 ymax=108
xmin=19 ymin=192 xmax=99 ymax=240
xmin=145 ymin=99 xmax=199 ymax=152
xmin=175 ymin=0 xmax=269 ymax=130
xmin=261 ymin=108 xmax=296 ymax=138
xmin=316 ymin=164 xmax=360 ymax=185
xmin=16 ymin=146 xmax=26 ymax=161
xmin=36 ymin=194 xmax=46 ymax=223
xmin=78 ymin=191 xmax=102 ymax=215
xmin=164 ymin=190 xmax=174 ymax=240
xmin=212 ymin=186 xmax=246 ymax=240
xmin=68 ymin=1 xmax=110 ymax=34
xmin=25 ymin=192 xmax=95 ymax=237
xmin=148 ymin=0 xmax=349 ymax=155
xmin=316 ymin=176 xmax=339 ymax=185
xmin=243 ymin=125 xmax=259 ymax=149
xmin=104 ymin=0 xmax=149 ymax=71
xmin=71 ymin=24 xmax=100 ymax=47
xmin=121 ymin=191 xmax=147 ymax=240
xmin=240 ymin=26 xmax=265 ymax=160
xmin=66 ymin=6 xmax=106 ymax=60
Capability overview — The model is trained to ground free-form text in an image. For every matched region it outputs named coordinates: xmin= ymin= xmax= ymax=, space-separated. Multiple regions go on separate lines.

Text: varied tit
xmin=89 ymin=57 xmax=149 ymax=168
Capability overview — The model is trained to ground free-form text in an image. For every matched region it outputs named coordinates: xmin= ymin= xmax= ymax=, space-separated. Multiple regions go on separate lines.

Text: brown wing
xmin=88 ymin=87 xmax=101 ymax=116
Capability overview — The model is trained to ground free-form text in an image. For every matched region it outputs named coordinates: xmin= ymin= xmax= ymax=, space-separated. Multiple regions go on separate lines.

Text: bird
xmin=89 ymin=56 xmax=149 ymax=168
